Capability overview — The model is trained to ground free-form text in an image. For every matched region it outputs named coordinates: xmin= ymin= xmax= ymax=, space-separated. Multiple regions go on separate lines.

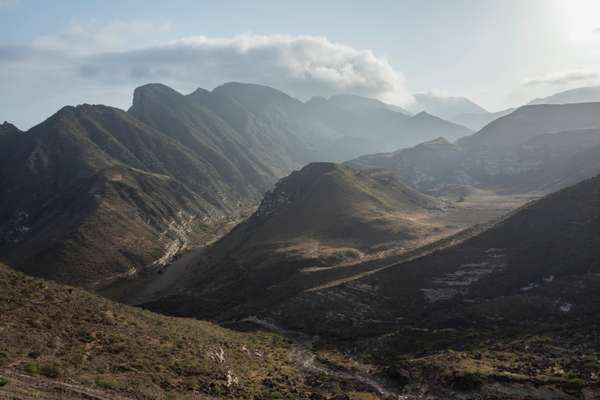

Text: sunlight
xmin=554 ymin=0 xmax=600 ymax=41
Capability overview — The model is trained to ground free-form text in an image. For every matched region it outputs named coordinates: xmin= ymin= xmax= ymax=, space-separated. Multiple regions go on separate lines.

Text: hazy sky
xmin=1 ymin=0 xmax=600 ymax=128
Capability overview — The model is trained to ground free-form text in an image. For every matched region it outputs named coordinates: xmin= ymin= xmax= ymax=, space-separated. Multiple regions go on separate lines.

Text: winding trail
xmin=240 ymin=316 xmax=408 ymax=399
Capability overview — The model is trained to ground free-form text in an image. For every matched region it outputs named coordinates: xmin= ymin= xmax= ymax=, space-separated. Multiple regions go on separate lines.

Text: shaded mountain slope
xmin=219 ymin=162 xmax=442 ymax=249
xmin=138 ymin=163 xmax=455 ymax=319
xmin=0 ymin=101 xmax=285 ymax=287
xmin=128 ymin=83 xmax=303 ymax=194
xmin=280 ymin=172 xmax=600 ymax=333
xmin=257 ymin=173 xmax=600 ymax=399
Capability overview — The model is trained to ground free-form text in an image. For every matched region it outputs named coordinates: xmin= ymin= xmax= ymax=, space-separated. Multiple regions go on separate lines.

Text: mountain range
xmin=0 ymin=82 xmax=477 ymax=288
xmin=349 ymin=102 xmax=600 ymax=194
xmin=5 ymin=81 xmax=600 ymax=399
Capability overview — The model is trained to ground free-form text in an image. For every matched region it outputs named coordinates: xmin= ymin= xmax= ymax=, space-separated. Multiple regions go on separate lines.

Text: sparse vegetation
xmin=0 ymin=263 xmax=383 ymax=399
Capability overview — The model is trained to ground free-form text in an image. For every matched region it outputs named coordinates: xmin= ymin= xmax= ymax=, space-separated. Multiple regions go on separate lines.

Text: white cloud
xmin=0 ymin=29 xmax=413 ymax=128
xmin=87 ymin=34 xmax=413 ymax=104
xmin=522 ymin=69 xmax=599 ymax=86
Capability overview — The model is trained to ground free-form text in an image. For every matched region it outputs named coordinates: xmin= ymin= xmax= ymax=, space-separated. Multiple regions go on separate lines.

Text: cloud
xmin=594 ymin=27 xmax=600 ymax=35
xmin=522 ymin=70 xmax=599 ymax=86
xmin=86 ymin=34 xmax=412 ymax=103
xmin=0 ymin=29 xmax=413 ymax=128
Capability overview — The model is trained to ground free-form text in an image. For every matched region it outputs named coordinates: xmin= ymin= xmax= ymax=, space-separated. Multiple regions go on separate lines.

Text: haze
xmin=1 ymin=0 xmax=599 ymax=129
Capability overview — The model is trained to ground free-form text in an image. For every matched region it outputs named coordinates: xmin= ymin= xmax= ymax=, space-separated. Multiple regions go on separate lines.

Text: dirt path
xmin=0 ymin=370 xmax=132 ymax=400
xmin=240 ymin=316 xmax=406 ymax=399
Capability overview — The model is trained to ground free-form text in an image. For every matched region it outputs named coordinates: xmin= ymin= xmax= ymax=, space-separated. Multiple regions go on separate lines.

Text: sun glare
xmin=554 ymin=0 xmax=600 ymax=41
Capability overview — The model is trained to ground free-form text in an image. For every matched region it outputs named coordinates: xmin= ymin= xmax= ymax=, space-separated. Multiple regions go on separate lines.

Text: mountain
xmin=302 ymin=96 xmax=472 ymax=158
xmin=0 ymin=81 xmax=474 ymax=288
xmin=328 ymin=94 xmax=412 ymax=115
xmin=129 ymin=83 xmax=310 ymax=184
xmin=135 ymin=162 xmax=465 ymax=318
xmin=254 ymin=172 xmax=600 ymax=399
xmin=408 ymin=93 xmax=487 ymax=119
xmin=0 ymin=262 xmax=394 ymax=400
xmin=398 ymin=111 xmax=472 ymax=147
xmin=349 ymin=103 xmax=600 ymax=193
xmin=451 ymin=107 xmax=515 ymax=131
xmin=529 ymin=85 xmax=600 ymax=105
xmin=214 ymin=83 xmax=473 ymax=159
xmin=0 ymin=83 xmax=321 ymax=287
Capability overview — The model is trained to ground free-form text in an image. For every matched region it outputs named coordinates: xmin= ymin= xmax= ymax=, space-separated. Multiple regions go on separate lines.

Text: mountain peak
xmin=131 ymin=83 xmax=183 ymax=109
xmin=212 ymin=81 xmax=301 ymax=110
xmin=0 ymin=121 xmax=20 ymax=135
xmin=412 ymin=110 xmax=436 ymax=119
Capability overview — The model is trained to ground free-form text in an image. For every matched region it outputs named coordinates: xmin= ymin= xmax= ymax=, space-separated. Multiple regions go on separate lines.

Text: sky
xmin=1 ymin=0 xmax=600 ymax=129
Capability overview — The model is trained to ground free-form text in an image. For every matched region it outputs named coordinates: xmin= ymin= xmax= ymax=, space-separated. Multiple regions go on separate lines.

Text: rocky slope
xmin=258 ymin=172 xmax=600 ymax=399
xmin=0 ymin=93 xmax=307 ymax=287
xmin=0 ymin=81 xmax=475 ymax=288
xmin=136 ymin=163 xmax=457 ymax=318
xmin=0 ymin=262 xmax=402 ymax=400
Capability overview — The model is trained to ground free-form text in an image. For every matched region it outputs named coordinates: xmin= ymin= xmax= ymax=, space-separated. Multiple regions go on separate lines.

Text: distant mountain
xmin=398 ymin=111 xmax=472 ymax=147
xmin=451 ymin=107 xmax=515 ymax=131
xmin=211 ymin=83 xmax=473 ymax=159
xmin=137 ymin=162 xmax=449 ymax=318
xmin=406 ymin=93 xmax=520 ymax=131
xmin=328 ymin=94 xmax=412 ymax=115
xmin=529 ymin=85 xmax=600 ymax=105
xmin=408 ymin=93 xmax=487 ymax=118
xmin=349 ymin=103 xmax=600 ymax=193
xmin=303 ymin=95 xmax=472 ymax=158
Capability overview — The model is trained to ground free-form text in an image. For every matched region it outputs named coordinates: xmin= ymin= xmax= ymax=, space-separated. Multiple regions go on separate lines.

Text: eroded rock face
xmin=421 ymin=248 xmax=507 ymax=304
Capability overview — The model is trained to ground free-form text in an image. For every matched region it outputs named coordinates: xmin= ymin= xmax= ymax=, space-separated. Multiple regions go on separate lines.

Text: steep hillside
xmin=0 ymin=262 xmax=396 ymax=400
xmin=260 ymin=173 xmax=600 ymax=399
xmin=349 ymin=103 xmax=600 ymax=193
xmin=0 ymin=101 xmax=279 ymax=287
xmin=128 ymin=83 xmax=308 ymax=190
xmin=136 ymin=163 xmax=460 ymax=319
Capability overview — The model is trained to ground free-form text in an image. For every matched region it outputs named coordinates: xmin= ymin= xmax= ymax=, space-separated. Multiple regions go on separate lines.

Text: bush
xmin=40 ymin=364 xmax=60 ymax=378
xmin=0 ymin=377 xmax=7 ymax=387
xmin=95 ymin=377 xmax=116 ymax=389
xmin=24 ymin=362 xmax=39 ymax=375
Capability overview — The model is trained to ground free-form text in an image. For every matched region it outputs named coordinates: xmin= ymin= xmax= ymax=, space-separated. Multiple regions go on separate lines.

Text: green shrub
xmin=40 ymin=364 xmax=60 ymax=378
xmin=24 ymin=362 xmax=39 ymax=375
xmin=95 ymin=377 xmax=116 ymax=389
xmin=0 ymin=377 xmax=7 ymax=387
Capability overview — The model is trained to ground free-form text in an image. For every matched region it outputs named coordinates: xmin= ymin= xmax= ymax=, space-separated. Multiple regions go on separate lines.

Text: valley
xmin=3 ymin=78 xmax=600 ymax=400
